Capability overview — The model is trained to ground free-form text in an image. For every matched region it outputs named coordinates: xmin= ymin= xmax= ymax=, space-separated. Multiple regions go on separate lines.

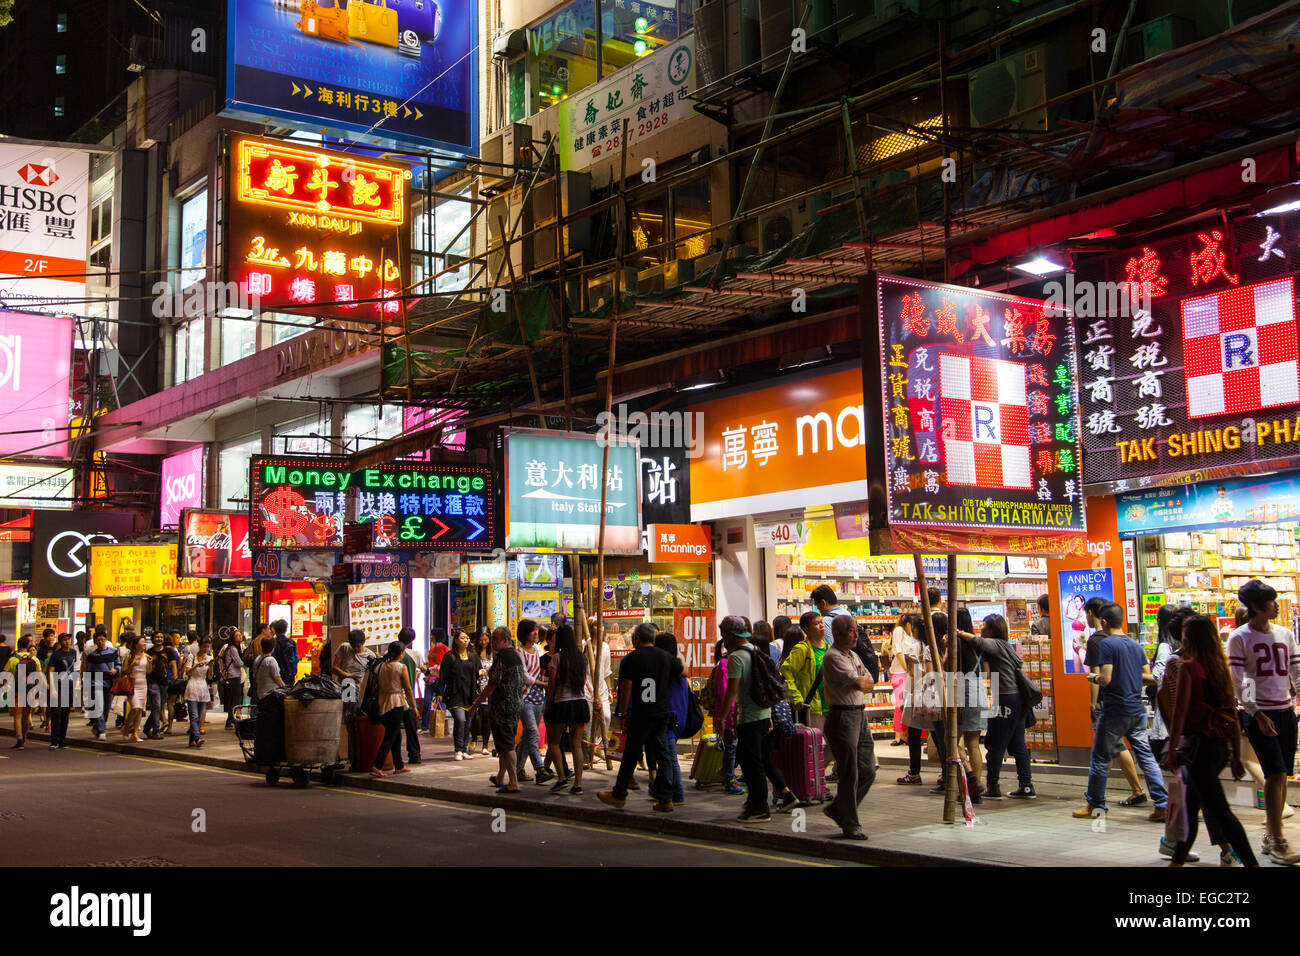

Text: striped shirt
xmin=1227 ymin=622 xmax=1300 ymax=714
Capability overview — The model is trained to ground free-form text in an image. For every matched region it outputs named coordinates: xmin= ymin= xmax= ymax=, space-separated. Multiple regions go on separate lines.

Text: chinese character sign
xmin=354 ymin=463 xmax=496 ymax=550
xmin=558 ymin=36 xmax=694 ymax=174
xmin=224 ymin=0 xmax=477 ymax=152
xmin=504 ymin=430 xmax=642 ymax=553
xmin=226 ymin=137 xmax=410 ymax=317
xmin=249 ymin=456 xmax=352 ymax=550
xmin=0 ymin=144 xmax=91 ymax=312
xmin=868 ymin=275 xmax=1086 ymax=555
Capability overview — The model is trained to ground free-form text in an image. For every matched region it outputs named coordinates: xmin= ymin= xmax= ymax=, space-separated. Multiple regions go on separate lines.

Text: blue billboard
xmin=1116 ymin=473 xmax=1300 ymax=538
xmin=224 ymin=0 xmax=477 ymax=153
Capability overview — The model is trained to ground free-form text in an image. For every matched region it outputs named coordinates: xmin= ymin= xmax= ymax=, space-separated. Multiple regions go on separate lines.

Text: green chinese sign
xmin=504 ymin=430 xmax=642 ymax=553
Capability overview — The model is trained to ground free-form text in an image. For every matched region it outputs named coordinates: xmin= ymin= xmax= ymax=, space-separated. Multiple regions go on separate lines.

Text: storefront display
xmin=348 ymin=580 xmax=403 ymax=642
xmin=261 ymin=582 xmax=326 ymax=679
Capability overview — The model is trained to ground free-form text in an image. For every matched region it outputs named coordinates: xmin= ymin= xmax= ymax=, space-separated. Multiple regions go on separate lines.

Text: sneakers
xmin=1159 ymin=837 xmax=1198 ymax=862
xmin=736 ymin=808 xmax=771 ymax=824
xmin=535 ymin=769 xmax=556 ymax=784
xmin=1148 ymin=807 xmax=1167 ymax=823
xmin=896 ymin=773 xmax=923 ymax=785
xmin=597 ymin=791 xmax=627 ymax=808
xmin=928 ymin=784 xmax=945 ymax=795
xmin=723 ymin=781 xmax=747 ymax=795
xmin=1267 ymin=838 xmax=1300 ymax=865
xmin=1073 ymin=803 xmax=1102 ymax=819
xmin=1008 ymin=786 xmax=1037 ymax=800
xmin=454 ymin=752 xmax=465 ymax=761
xmin=774 ymin=791 xmax=798 ymax=814
xmin=1220 ymin=847 xmax=1240 ymax=867
xmin=984 ymin=784 xmax=1004 ymax=800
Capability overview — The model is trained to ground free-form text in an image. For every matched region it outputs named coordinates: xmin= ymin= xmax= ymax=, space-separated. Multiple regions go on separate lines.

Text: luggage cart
xmin=233 ymin=703 xmax=345 ymax=787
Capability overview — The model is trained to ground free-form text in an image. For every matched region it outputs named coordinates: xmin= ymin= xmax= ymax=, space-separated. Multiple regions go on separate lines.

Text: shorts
xmin=491 ymin=721 xmax=516 ymax=754
xmin=545 ymin=699 xmax=590 ymax=726
xmin=1246 ymin=707 xmax=1299 ymax=778
xmin=958 ymin=706 xmax=988 ymax=733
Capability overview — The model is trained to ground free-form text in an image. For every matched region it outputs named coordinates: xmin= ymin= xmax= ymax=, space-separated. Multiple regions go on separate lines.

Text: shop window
xmin=600 ymin=0 xmax=680 ymax=77
xmin=627 ymin=192 xmax=667 ymax=268
xmin=55 ymin=55 xmax=67 ymax=75
xmin=413 ymin=195 xmax=472 ymax=294
xmin=626 ymin=172 xmax=711 ymax=268
xmin=507 ymin=57 xmax=527 ymax=124
xmin=671 ymin=174 xmax=711 ymax=259
xmin=529 ymin=0 xmax=598 ymax=115
xmin=219 ymin=435 xmax=261 ymax=508
xmin=57 ymin=13 xmax=68 ymax=32
xmin=343 ymin=403 xmax=402 ymax=450
xmin=177 ymin=187 xmax=208 ymax=290
xmin=271 ymin=311 xmax=313 ymax=344
xmin=220 ymin=314 xmax=257 ymax=365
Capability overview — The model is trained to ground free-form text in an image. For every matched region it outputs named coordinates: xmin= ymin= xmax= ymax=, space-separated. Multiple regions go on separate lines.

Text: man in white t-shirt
xmin=1227 ymin=579 xmax=1300 ymax=865
xmin=252 ymin=636 xmax=285 ymax=704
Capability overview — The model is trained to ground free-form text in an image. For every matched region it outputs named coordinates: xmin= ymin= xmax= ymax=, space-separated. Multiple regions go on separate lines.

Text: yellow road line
xmin=111 ymin=753 xmax=255 ymax=779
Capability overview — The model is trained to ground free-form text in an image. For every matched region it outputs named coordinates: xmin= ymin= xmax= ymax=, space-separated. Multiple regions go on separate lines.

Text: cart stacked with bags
xmin=234 ymin=675 xmax=346 ymax=787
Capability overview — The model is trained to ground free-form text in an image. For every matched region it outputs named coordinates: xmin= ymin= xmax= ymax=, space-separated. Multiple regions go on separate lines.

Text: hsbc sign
xmin=30 ymin=510 xmax=135 ymax=598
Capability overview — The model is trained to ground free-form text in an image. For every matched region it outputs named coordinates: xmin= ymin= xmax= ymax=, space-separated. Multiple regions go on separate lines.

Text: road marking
xmin=104 ymin=752 xmax=833 ymax=866
xmin=316 ymin=785 xmax=833 ymax=866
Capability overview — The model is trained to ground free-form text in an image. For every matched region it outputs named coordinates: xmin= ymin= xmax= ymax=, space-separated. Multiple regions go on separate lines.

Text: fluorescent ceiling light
xmin=1013 ymin=256 xmax=1065 ymax=277
xmin=678 ymin=380 xmax=720 ymax=391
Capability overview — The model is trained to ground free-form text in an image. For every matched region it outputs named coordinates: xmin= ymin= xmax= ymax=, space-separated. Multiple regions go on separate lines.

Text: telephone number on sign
xmin=635 ymin=115 xmax=670 ymax=138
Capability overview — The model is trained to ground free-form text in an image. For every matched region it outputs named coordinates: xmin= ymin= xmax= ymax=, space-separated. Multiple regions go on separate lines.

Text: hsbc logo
xmin=47 ymin=530 xmax=119 ymax=578
xmin=17 ymin=163 xmax=59 ymax=187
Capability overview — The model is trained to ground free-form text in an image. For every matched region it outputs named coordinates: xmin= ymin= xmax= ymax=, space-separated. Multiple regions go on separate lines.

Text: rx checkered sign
xmin=1182 ymin=278 xmax=1299 ymax=419
xmin=935 ymin=353 xmax=1032 ymax=489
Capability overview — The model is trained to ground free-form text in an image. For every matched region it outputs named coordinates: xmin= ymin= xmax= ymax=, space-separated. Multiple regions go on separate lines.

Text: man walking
xmin=822 ymin=614 xmax=876 ymax=840
xmin=599 ymin=622 xmax=682 ymax=813
xmin=515 ymin=620 xmax=554 ymax=783
xmin=1228 ymin=579 xmax=1300 ymax=864
xmin=1083 ymin=595 xmax=1147 ymax=806
xmin=45 ymin=633 xmax=78 ymax=749
xmin=82 ymin=631 xmax=119 ymax=740
xmin=716 ymin=616 xmax=775 ymax=824
xmin=271 ymin=620 xmax=298 ymax=687
xmin=1074 ymin=602 xmax=1167 ymax=822
xmin=5 ymin=636 xmax=38 ymax=748
xmin=470 ymin=626 xmax=527 ymax=792
xmin=398 ymin=627 xmax=424 ymax=765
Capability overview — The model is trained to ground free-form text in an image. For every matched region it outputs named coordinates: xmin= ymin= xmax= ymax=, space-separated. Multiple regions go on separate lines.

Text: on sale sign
xmin=673 ymin=607 xmax=716 ymax=679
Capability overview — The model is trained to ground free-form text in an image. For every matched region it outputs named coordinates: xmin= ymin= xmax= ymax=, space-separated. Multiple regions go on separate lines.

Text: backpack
xmin=698 ymin=660 xmax=723 ymax=715
xmin=679 ymin=684 xmax=705 ymax=739
xmin=360 ymin=657 xmax=385 ymax=722
xmin=273 ymin=637 xmax=298 ymax=689
xmin=855 ymin=624 xmax=881 ymax=683
xmin=738 ymin=644 xmax=786 ymax=710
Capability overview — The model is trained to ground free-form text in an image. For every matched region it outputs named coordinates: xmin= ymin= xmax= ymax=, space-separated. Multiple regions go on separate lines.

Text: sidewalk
xmin=5 ymin=710 xmax=1287 ymax=867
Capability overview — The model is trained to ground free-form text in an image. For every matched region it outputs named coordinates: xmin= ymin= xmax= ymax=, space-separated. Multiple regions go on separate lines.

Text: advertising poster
xmin=504 ymin=429 xmax=642 ymax=553
xmin=248 ymin=455 xmax=351 ymax=550
xmin=179 ymin=510 xmax=252 ymax=578
xmin=672 ymin=607 xmax=715 ymax=679
xmin=224 ymin=0 xmax=477 ymax=152
xmin=347 ymin=579 xmax=403 ymax=638
xmin=355 ymin=462 xmax=495 ymax=549
xmin=1057 ymin=567 xmax=1112 ymax=675
xmin=179 ymin=190 xmax=208 ymax=289
xmin=866 ymin=274 xmax=1087 ymax=556
xmin=1117 ymin=473 xmax=1300 ymax=537
xmin=0 ymin=144 xmax=92 ymax=311
xmin=0 ymin=463 xmax=75 ymax=509
xmin=0 ymin=310 xmax=74 ymax=457
xmin=160 ymin=447 xmax=205 ymax=529
xmin=30 ymin=510 xmax=135 ymax=599
xmin=88 ymin=544 xmax=208 ymax=597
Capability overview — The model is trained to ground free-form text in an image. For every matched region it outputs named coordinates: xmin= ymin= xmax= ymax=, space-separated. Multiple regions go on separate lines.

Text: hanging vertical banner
xmin=863 ymin=274 xmax=1087 ymax=556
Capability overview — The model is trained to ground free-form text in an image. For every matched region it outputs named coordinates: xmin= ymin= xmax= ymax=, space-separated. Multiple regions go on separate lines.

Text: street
xmin=0 ymin=746 xmax=848 ymax=868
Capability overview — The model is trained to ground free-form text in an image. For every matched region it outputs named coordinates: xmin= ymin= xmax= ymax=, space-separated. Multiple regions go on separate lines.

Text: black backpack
xmin=679 ymin=684 xmax=705 ymax=738
xmin=854 ymin=624 xmax=881 ymax=683
xmin=739 ymin=645 xmax=787 ymax=710
xmin=360 ymin=657 xmax=385 ymax=722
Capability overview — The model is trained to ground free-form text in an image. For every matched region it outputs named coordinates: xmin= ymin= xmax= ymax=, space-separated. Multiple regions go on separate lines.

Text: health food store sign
xmin=864 ymin=274 xmax=1087 ymax=556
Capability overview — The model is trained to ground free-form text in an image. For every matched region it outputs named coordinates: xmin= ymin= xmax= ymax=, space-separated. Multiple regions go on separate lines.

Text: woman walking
xmin=184 ymin=638 xmax=214 ymax=748
xmin=897 ymin=614 xmax=933 ymax=785
xmin=1163 ymin=614 xmax=1259 ymax=867
xmin=544 ymin=625 xmax=590 ymax=794
xmin=955 ymin=607 xmax=989 ymax=803
xmin=957 ymin=614 xmax=1035 ymax=799
xmin=1148 ymin=605 xmax=1190 ymax=762
xmin=471 ymin=630 xmax=494 ymax=756
xmin=889 ymin=611 xmax=914 ymax=746
xmin=121 ymin=635 xmax=150 ymax=741
xmin=438 ymin=630 xmax=480 ymax=760
xmin=362 ymin=641 xmax=416 ymax=777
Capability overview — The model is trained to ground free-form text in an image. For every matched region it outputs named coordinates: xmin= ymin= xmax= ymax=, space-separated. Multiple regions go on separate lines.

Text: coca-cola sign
xmin=179 ymin=509 xmax=251 ymax=578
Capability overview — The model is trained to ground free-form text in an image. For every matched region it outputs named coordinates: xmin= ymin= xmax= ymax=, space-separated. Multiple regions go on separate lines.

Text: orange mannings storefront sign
xmin=648 ymin=523 xmax=711 ymax=562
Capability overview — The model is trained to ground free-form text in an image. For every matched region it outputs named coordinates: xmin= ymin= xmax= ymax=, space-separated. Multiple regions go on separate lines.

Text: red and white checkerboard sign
xmin=1182 ymin=278 xmax=1299 ymax=419
xmin=937 ymin=353 xmax=1031 ymax=489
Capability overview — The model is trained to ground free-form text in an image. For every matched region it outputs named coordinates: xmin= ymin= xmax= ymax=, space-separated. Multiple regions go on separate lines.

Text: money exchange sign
xmin=249 ymin=456 xmax=351 ymax=550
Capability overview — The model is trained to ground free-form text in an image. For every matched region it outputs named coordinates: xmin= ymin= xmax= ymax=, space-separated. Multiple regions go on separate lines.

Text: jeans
xmin=824 ymin=707 xmax=876 ymax=833
xmin=451 ymin=706 xmax=470 ymax=754
xmin=144 ymin=682 xmax=165 ymax=736
xmin=89 ymin=678 xmax=110 ymax=735
xmin=736 ymin=719 xmax=771 ymax=813
xmin=402 ymin=707 xmax=421 ymax=762
xmin=221 ymin=678 xmax=243 ymax=724
xmin=1086 ymin=706 xmax=1167 ymax=811
xmin=375 ymin=708 xmax=405 ymax=771
xmin=516 ymin=699 xmax=545 ymax=772
xmin=664 ymin=732 xmax=685 ymax=803
xmin=613 ymin=714 xmax=673 ymax=802
xmin=188 ymin=701 xmax=208 ymax=742
xmin=420 ymin=683 xmax=437 ymax=731
xmin=720 ymin=727 xmax=738 ymax=784
xmin=1171 ymin=734 xmax=1258 ymax=865
xmin=49 ymin=706 xmax=71 ymax=746
xmin=985 ymin=691 xmax=1033 ymax=790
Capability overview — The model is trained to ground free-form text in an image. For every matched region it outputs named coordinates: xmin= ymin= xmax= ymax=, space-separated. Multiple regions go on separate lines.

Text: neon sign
xmin=236 ymin=139 xmax=408 ymax=226
xmin=355 ymin=463 xmax=496 ymax=550
xmin=248 ymin=456 xmax=351 ymax=550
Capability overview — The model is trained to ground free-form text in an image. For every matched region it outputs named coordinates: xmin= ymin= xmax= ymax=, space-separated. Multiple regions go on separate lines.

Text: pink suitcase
xmin=773 ymin=725 xmax=828 ymax=804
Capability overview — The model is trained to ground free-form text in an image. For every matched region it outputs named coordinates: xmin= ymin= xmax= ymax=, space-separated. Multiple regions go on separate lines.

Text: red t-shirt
xmin=1178 ymin=659 xmax=1225 ymax=737
xmin=426 ymin=644 xmax=448 ymax=681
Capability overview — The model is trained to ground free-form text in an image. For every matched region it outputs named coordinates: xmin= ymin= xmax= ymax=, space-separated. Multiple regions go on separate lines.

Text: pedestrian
xmin=121 ymin=635 xmax=150 ymax=741
xmin=1030 ymin=594 xmax=1051 ymax=638
xmin=251 ymin=635 xmax=285 ymax=708
xmin=82 ymin=631 xmax=119 ymax=740
xmin=1227 ymin=579 xmax=1300 ymax=864
xmin=162 ymin=633 xmax=183 ymax=735
xmin=956 ymin=614 xmax=1035 ymax=799
xmin=538 ymin=627 xmax=570 ymax=780
xmin=45 ymin=633 xmax=77 ymax=750
xmin=439 ymin=630 xmax=480 ymax=760
xmin=142 ymin=633 xmax=169 ymax=740
xmin=361 ymin=641 xmax=416 ymax=778
xmin=598 ymin=622 xmax=680 ymax=811
xmin=472 ymin=626 xmax=527 ymax=793
xmin=271 ymin=619 xmax=298 ymax=688
xmin=752 ymin=621 xmax=780 ymax=664
xmin=582 ymin=623 xmax=614 ymax=766
xmin=544 ymin=624 xmax=589 ymax=794
xmin=515 ymin=620 xmax=553 ymax=783
xmin=1163 ymin=613 xmax=1259 ymax=867
xmin=184 ymin=638 xmax=214 ymax=748
xmin=397 ymin=627 xmax=424 ymax=765
xmin=5 ymin=636 xmax=39 ymax=748
xmin=822 ymin=614 xmax=876 ymax=839
xmin=219 ymin=631 xmax=245 ymax=729
xmin=709 ymin=639 xmax=745 ymax=795
xmin=887 ymin=611 xmax=912 ymax=746
xmin=954 ymin=607 xmax=989 ymax=804
xmin=471 ymin=629 xmax=494 ymax=756
xmin=0 ymin=633 xmax=10 ymax=671
xmin=1079 ymin=597 xmax=1147 ymax=806
xmin=811 ymin=585 xmax=855 ymax=640
xmin=1075 ymin=602 xmax=1167 ymax=822
xmin=716 ymin=616 xmax=777 ymax=824
xmin=647 ymin=632 xmax=690 ymax=806
xmin=420 ymin=628 xmax=448 ymax=732
xmin=780 ymin=611 xmax=828 ymax=732
xmin=34 ymin=628 xmax=55 ymax=730
xmin=770 ymin=616 xmax=791 ymax=661
xmin=1149 ymin=605 xmax=1192 ymax=762
xmin=897 ymin=613 xmax=934 ymax=786
xmin=332 ymin=629 xmax=375 ymax=767
xmin=925 ymin=611 xmax=953 ymax=794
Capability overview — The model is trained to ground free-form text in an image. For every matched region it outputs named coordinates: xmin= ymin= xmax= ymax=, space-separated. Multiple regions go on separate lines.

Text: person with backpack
xmin=219 ymin=631 xmax=245 ymax=729
xmin=271 ymin=619 xmax=298 ymax=688
xmin=360 ymin=641 xmax=416 ymax=778
xmin=716 ymin=615 xmax=787 ymax=824
xmin=598 ymin=623 xmax=681 ymax=812
xmin=6 ymin=636 xmax=40 ymax=748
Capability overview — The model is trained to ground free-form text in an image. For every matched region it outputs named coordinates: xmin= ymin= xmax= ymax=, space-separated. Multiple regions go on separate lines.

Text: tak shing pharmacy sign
xmin=864 ymin=275 xmax=1087 ymax=556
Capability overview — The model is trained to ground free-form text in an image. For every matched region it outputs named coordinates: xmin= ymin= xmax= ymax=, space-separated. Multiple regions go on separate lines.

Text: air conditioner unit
xmin=967 ymin=44 xmax=1066 ymax=132
xmin=476 ymin=121 xmax=532 ymax=183
xmin=760 ymin=214 xmax=794 ymax=253
xmin=486 ymin=186 xmax=532 ymax=277
xmin=1123 ymin=15 xmax=1195 ymax=67
xmin=837 ymin=0 xmax=919 ymax=45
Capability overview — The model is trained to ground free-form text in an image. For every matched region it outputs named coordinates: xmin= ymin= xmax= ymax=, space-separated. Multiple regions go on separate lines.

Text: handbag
xmin=1165 ymin=765 xmax=1190 ymax=847
xmin=772 ymin=698 xmax=796 ymax=736
xmin=168 ymin=678 xmax=188 ymax=696
xmin=349 ymin=0 xmax=399 ymax=47
xmin=110 ymin=674 xmax=135 ymax=697
xmin=297 ymin=0 xmax=355 ymax=43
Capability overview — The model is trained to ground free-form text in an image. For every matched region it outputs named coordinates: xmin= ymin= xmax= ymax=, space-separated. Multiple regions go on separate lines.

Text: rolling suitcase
xmin=690 ymin=733 xmax=725 ymax=788
xmin=773 ymin=724 xmax=828 ymax=804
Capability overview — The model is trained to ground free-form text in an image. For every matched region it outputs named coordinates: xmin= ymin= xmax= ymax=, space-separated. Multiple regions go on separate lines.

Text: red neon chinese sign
xmin=236 ymin=139 xmax=409 ymax=226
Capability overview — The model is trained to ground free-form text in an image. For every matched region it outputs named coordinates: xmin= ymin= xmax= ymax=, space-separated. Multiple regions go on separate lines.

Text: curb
xmin=5 ymin=728 xmax=1002 ymax=867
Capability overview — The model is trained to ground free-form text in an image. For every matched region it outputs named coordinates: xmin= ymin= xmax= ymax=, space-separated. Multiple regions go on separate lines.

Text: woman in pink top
xmin=710 ymin=640 xmax=744 ymax=795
